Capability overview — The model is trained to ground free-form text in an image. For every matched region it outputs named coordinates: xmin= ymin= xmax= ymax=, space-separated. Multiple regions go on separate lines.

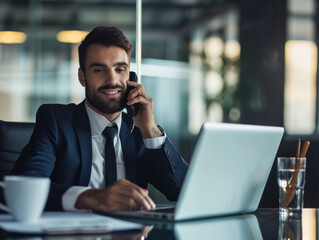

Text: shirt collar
xmin=85 ymin=100 xmax=122 ymax=137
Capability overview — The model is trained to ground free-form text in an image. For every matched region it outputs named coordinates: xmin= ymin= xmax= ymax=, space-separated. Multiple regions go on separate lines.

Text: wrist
xmin=75 ymin=188 xmax=100 ymax=210
xmin=141 ymin=125 xmax=164 ymax=139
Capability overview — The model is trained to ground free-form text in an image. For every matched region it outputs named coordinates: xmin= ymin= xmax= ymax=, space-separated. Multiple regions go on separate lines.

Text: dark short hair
xmin=78 ymin=26 xmax=132 ymax=71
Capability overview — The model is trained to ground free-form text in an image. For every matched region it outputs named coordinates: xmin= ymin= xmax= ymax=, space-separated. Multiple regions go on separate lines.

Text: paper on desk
xmin=0 ymin=212 xmax=143 ymax=235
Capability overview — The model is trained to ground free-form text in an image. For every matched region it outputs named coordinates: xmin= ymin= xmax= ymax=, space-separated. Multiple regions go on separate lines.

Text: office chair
xmin=0 ymin=120 xmax=34 ymax=180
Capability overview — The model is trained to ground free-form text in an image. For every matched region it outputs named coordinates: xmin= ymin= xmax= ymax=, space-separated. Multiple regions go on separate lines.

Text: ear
xmin=78 ymin=68 xmax=86 ymax=87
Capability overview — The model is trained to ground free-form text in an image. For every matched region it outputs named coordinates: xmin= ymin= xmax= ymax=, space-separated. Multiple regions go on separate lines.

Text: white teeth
xmin=103 ymin=90 xmax=119 ymax=94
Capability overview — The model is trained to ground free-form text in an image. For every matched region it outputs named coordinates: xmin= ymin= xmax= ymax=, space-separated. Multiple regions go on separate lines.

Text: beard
xmin=85 ymin=79 xmax=128 ymax=114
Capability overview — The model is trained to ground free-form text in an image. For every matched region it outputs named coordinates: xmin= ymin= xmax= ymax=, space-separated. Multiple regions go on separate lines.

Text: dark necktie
xmin=102 ymin=125 xmax=118 ymax=186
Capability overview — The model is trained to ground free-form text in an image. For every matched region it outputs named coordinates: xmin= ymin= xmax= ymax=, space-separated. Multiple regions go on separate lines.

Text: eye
xmin=116 ymin=67 xmax=127 ymax=73
xmin=93 ymin=68 xmax=104 ymax=73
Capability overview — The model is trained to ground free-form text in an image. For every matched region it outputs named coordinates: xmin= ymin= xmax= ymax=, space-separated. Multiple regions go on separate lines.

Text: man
xmin=12 ymin=27 xmax=188 ymax=212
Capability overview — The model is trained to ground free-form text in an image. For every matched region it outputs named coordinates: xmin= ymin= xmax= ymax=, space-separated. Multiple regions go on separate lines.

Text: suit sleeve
xmin=11 ymin=105 xmax=72 ymax=211
xmin=144 ymin=136 xmax=188 ymax=201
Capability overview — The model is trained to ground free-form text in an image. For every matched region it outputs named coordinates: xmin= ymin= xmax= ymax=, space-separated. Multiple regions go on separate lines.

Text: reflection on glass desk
xmin=0 ymin=208 xmax=318 ymax=240
xmin=174 ymin=214 xmax=261 ymax=239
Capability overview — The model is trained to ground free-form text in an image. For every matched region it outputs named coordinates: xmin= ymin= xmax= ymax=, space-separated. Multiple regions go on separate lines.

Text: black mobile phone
xmin=126 ymin=71 xmax=140 ymax=118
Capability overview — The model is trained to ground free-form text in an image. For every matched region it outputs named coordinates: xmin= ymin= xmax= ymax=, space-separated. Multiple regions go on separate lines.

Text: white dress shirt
xmin=62 ymin=101 xmax=166 ymax=211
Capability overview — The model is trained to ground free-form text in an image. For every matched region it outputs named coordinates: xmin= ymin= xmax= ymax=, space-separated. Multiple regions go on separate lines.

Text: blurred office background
xmin=0 ymin=0 xmax=318 ymax=206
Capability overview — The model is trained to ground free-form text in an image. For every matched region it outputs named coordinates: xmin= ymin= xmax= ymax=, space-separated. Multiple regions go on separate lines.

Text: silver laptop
xmin=111 ymin=122 xmax=284 ymax=221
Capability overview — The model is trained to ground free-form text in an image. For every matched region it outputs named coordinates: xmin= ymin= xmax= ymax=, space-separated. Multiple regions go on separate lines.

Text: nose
xmin=105 ymin=70 xmax=117 ymax=85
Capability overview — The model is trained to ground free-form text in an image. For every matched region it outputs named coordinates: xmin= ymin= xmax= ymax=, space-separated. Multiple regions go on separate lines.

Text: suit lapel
xmin=120 ymin=114 xmax=138 ymax=184
xmin=73 ymin=101 xmax=92 ymax=186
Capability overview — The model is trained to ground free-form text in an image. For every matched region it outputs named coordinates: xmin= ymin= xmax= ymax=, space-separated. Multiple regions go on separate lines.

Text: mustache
xmin=97 ymin=84 xmax=125 ymax=92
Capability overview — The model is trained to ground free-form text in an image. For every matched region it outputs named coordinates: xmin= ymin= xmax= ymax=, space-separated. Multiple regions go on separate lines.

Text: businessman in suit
xmin=12 ymin=26 xmax=188 ymax=212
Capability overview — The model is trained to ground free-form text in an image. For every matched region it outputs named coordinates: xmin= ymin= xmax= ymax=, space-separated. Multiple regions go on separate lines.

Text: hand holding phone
xmin=126 ymin=71 xmax=140 ymax=118
xmin=125 ymin=72 xmax=162 ymax=138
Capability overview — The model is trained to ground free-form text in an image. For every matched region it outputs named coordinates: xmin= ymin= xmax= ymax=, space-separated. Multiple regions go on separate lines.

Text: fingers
xmin=113 ymin=179 xmax=156 ymax=210
xmin=126 ymin=81 xmax=151 ymax=106
xmin=102 ymin=179 xmax=155 ymax=212
xmin=75 ymin=181 xmax=156 ymax=213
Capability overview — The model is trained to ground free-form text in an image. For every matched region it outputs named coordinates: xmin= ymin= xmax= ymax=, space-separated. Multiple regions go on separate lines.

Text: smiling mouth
xmin=102 ymin=90 xmax=120 ymax=94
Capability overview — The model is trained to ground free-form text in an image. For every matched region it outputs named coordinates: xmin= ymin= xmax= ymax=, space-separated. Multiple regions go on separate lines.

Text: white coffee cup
xmin=0 ymin=176 xmax=50 ymax=223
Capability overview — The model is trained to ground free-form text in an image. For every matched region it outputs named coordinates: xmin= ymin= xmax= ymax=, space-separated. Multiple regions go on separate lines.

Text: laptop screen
xmin=175 ymin=123 xmax=284 ymax=220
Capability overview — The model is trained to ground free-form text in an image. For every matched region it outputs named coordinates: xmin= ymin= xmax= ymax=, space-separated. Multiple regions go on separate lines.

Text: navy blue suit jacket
xmin=12 ymin=101 xmax=188 ymax=211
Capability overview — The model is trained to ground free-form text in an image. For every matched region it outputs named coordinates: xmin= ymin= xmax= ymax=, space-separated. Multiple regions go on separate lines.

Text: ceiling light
xmin=0 ymin=31 xmax=27 ymax=44
xmin=224 ymin=40 xmax=241 ymax=61
xmin=56 ymin=30 xmax=89 ymax=43
xmin=204 ymin=37 xmax=224 ymax=58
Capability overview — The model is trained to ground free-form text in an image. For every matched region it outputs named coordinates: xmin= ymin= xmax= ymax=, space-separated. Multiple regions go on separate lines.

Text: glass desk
xmin=0 ymin=208 xmax=316 ymax=239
